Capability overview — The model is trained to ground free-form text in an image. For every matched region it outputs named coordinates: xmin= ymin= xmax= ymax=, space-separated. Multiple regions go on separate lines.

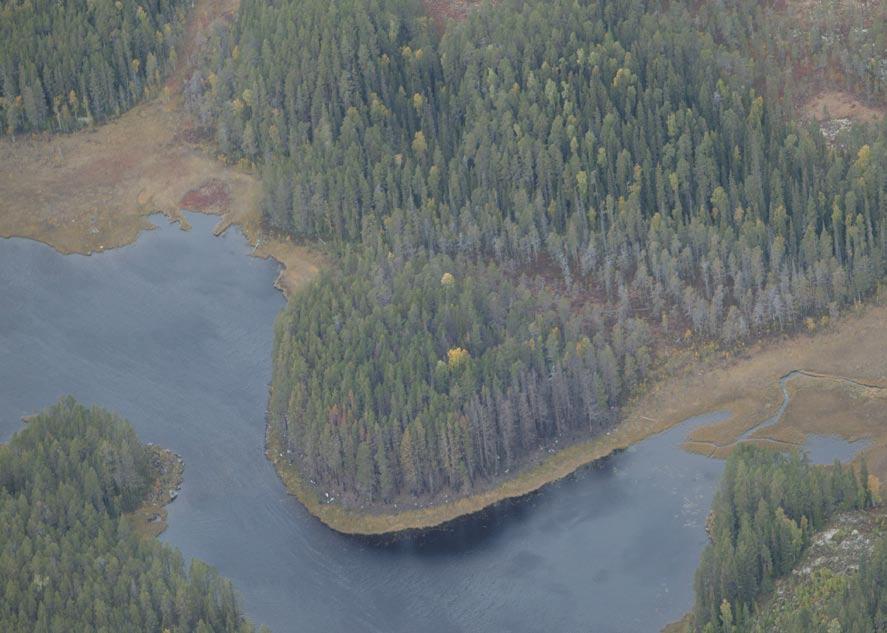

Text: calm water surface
xmin=0 ymin=214 xmax=859 ymax=633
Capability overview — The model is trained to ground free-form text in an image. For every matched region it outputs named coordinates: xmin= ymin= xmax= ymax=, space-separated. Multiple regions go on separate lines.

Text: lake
xmin=0 ymin=214 xmax=857 ymax=632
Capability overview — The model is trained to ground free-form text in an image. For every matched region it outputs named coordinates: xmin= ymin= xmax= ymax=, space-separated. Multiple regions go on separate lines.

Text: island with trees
xmin=0 ymin=398 xmax=265 ymax=633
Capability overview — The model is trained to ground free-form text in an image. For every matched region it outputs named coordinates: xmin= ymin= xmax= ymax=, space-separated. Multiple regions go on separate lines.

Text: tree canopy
xmin=693 ymin=445 xmax=873 ymax=633
xmin=0 ymin=0 xmax=187 ymax=134
xmin=272 ymin=253 xmax=650 ymax=503
xmin=189 ymin=0 xmax=887 ymax=509
xmin=0 ymin=398 xmax=265 ymax=633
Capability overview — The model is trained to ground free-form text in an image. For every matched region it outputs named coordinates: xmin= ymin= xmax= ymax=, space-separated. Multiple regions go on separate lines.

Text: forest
xmin=183 ymin=0 xmax=887 ymax=508
xmin=271 ymin=254 xmax=650 ymax=501
xmin=694 ymin=0 xmax=887 ymax=104
xmin=750 ymin=532 xmax=887 ymax=633
xmin=0 ymin=398 xmax=265 ymax=633
xmin=0 ymin=0 xmax=187 ymax=134
xmin=691 ymin=445 xmax=875 ymax=633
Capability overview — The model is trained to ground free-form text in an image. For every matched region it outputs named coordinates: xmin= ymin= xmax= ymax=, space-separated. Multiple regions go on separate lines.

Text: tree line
xmin=0 ymin=0 xmax=187 ymax=135
xmin=0 ymin=398 xmax=266 ymax=633
xmin=188 ymin=0 xmax=887 ymax=508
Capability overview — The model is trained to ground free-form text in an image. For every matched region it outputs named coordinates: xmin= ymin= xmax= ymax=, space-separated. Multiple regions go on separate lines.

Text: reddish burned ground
xmin=423 ymin=0 xmax=487 ymax=30
xmin=180 ymin=178 xmax=232 ymax=213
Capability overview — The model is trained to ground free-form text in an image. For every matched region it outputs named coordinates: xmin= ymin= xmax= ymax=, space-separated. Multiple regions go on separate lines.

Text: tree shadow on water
xmin=346 ymin=451 xmax=623 ymax=557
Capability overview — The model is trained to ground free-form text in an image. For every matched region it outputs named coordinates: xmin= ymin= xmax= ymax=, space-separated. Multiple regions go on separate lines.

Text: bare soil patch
xmin=803 ymin=90 xmax=885 ymax=124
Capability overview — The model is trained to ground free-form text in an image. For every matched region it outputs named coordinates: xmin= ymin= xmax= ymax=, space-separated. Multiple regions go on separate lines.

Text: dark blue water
xmin=0 ymin=214 xmax=859 ymax=633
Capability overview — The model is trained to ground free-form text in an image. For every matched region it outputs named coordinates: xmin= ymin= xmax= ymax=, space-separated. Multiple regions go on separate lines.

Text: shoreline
xmin=266 ymin=302 xmax=887 ymax=536
xmin=127 ymin=445 xmax=185 ymax=538
xmin=265 ymin=408 xmax=657 ymax=537
xmin=3 ymin=0 xmax=883 ymax=537
xmin=264 ymin=359 xmax=737 ymax=536
xmin=0 ymin=113 xmax=324 ymax=299
xmin=0 ymin=0 xmax=325 ymax=300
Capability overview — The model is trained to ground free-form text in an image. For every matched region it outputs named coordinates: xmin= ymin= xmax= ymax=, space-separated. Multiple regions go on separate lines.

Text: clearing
xmin=423 ymin=0 xmax=486 ymax=30
xmin=782 ymin=0 xmax=887 ymax=132
xmin=803 ymin=90 xmax=885 ymax=124
xmin=802 ymin=90 xmax=886 ymax=142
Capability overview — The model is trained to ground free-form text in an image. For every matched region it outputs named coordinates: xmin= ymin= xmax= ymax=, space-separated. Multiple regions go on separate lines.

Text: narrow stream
xmin=0 ymin=215 xmax=870 ymax=633
xmin=737 ymin=371 xmax=800 ymax=441
xmin=736 ymin=371 xmax=871 ymax=462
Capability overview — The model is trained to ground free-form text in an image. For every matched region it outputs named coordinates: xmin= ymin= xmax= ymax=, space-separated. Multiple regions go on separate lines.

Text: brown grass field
xmin=679 ymin=305 xmax=887 ymax=475
xmin=691 ymin=371 xmax=887 ymax=477
xmin=0 ymin=0 xmax=323 ymax=296
xmin=803 ymin=90 xmax=886 ymax=124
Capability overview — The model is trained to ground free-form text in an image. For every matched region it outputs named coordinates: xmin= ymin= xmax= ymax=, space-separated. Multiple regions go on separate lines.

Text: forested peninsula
xmin=175 ymin=0 xmax=887 ymax=531
xmin=0 ymin=398 xmax=264 ymax=633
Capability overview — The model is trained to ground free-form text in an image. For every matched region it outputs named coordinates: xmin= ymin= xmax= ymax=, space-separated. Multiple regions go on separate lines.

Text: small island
xmin=0 ymin=398 xmax=262 ymax=632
